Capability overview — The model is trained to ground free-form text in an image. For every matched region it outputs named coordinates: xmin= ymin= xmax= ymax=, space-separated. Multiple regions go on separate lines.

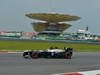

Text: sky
xmin=0 ymin=0 xmax=100 ymax=35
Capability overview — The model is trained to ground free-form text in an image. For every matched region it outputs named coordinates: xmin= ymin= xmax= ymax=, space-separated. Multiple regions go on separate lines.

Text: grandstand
xmin=26 ymin=13 xmax=80 ymax=40
xmin=0 ymin=31 xmax=37 ymax=39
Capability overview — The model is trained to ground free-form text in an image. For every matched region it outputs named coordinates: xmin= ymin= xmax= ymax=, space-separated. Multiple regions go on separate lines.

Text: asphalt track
xmin=0 ymin=52 xmax=100 ymax=75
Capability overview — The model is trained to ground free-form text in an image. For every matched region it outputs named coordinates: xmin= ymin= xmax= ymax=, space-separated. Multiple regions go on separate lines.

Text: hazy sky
xmin=0 ymin=0 xmax=100 ymax=34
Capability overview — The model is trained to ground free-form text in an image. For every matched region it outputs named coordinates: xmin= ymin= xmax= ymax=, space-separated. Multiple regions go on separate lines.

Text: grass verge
xmin=0 ymin=40 xmax=100 ymax=52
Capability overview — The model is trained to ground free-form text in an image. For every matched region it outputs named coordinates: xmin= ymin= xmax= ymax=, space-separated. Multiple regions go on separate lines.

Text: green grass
xmin=0 ymin=40 xmax=100 ymax=52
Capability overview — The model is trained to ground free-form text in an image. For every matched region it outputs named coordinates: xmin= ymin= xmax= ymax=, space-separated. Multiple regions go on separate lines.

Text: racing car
xmin=23 ymin=47 xmax=73 ymax=59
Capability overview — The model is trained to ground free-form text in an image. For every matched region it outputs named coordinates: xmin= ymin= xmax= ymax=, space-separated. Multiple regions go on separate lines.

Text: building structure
xmin=0 ymin=31 xmax=37 ymax=39
xmin=63 ymin=27 xmax=100 ymax=41
xmin=26 ymin=13 xmax=80 ymax=40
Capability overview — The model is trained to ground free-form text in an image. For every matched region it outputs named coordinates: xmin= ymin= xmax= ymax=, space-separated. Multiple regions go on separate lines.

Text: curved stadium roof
xmin=31 ymin=22 xmax=71 ymax=32
xmin=26 ymin=13 xmax=80 ymax=22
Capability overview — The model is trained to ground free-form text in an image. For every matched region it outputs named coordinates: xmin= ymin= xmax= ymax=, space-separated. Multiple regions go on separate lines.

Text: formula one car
xmin=23 ymin=47 xmax=73 ymax=59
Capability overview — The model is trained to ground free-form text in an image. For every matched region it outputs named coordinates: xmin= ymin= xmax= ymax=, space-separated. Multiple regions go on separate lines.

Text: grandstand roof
xmin=31 ymin=22 xmax=71 ymax=32
xmin=26 ymin=13 xmax=80 ymax=22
